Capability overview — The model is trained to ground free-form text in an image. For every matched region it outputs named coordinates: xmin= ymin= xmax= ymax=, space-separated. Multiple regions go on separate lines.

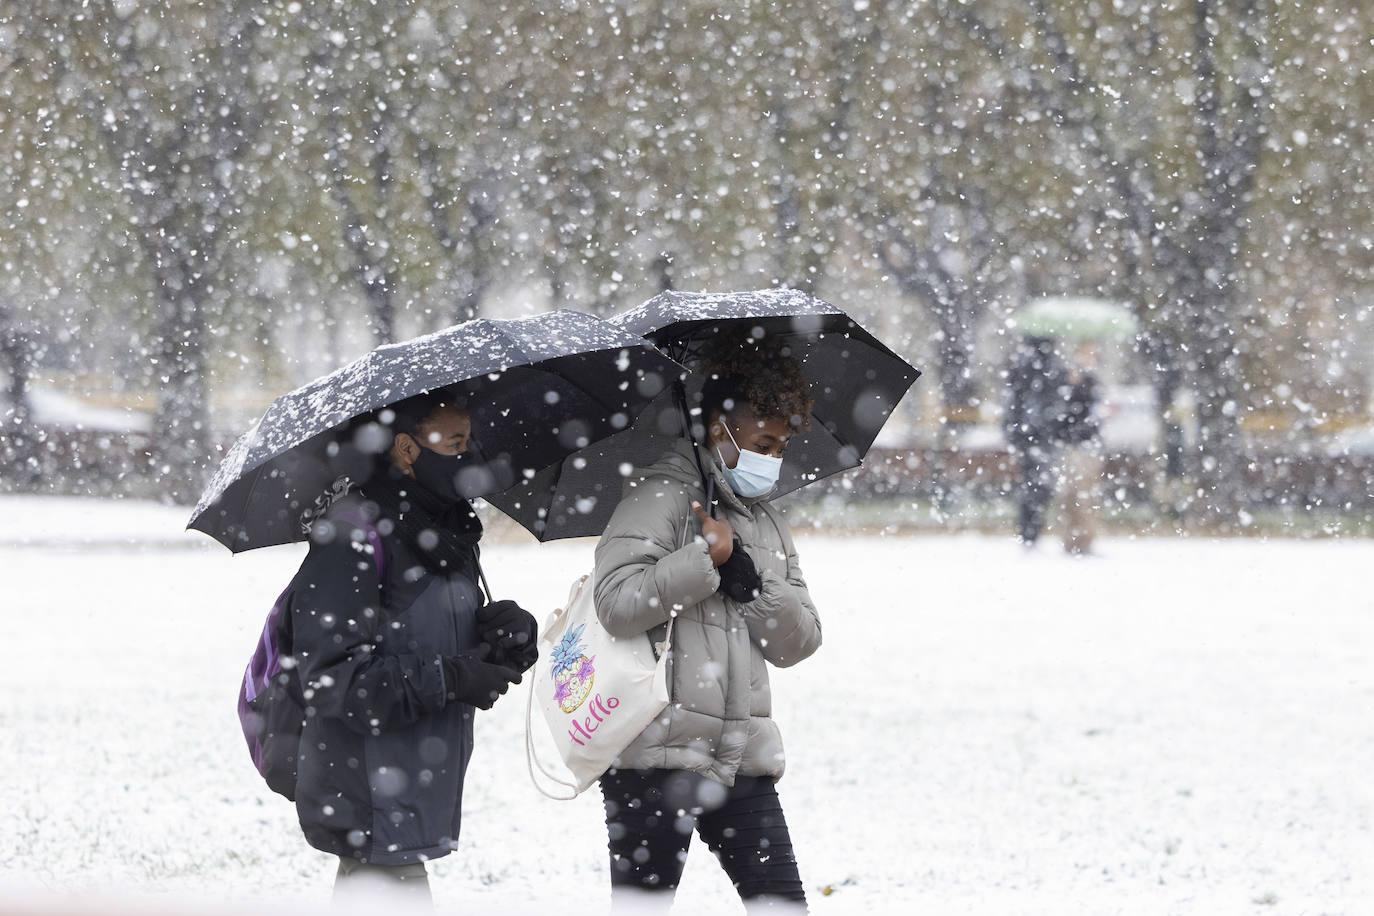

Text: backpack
xmin=236 ymin=513 xmax=385 ymax=800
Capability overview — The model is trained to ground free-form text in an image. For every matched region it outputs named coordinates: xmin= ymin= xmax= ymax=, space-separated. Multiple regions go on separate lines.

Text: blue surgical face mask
xmin=717 ymin=422 xmax=782 ymax=499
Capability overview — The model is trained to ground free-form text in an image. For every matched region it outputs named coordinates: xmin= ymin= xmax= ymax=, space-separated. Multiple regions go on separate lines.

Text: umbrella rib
xmin=809 ymin=409 xmax=854 ymax=452
xmin=532 ymin=452 xmax=572 ymax=539
xmin=488 ymin=320 xmax=534 ymax=369
xmin=228 ymin=465 xmax=269 ymax=551
xmin=537 ymin=348 xmax=672 ymax=418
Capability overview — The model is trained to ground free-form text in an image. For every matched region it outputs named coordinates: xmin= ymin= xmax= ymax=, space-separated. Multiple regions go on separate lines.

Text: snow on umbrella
xmin=483 ymin=288 xmax=920 ymax=540
xmin=1010 ymin=296 xmax=1139 ymax=341
xmin=188 ymin=310 xmax=683 ymax=551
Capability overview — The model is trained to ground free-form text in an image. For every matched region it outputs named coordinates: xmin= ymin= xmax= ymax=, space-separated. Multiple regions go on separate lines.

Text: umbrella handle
xmin=673 ymin=379 xmax=716 ymax=518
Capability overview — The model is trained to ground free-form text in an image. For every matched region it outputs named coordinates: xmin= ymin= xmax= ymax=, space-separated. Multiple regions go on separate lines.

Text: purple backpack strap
xmin=330 ymin=506 xmax=387 ymax=580
xmin=243 ymin=585 xmax=294 ymax=704
xmin=243 ymin=512 xmax=384 ymax=702
xmin=240 ymin=510 xmax=386 ymax=766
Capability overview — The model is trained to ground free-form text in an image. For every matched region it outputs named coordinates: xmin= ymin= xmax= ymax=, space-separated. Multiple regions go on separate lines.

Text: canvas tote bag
xmin=524 ymin=572 xmax=675 ymax=797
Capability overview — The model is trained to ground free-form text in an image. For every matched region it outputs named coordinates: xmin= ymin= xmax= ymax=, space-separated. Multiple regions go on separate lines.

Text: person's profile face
xmin=414 ymin=405 xmax=472 ymax=456
xmin=710 ymin=406 xmax=791 ymax=467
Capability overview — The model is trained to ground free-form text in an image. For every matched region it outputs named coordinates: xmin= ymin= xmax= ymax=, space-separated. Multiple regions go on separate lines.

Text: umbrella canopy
xmin=189 ymin=310 xmax=682 ymax=551
xmin=1011 ymin=296 xmax=1139 ymax=341
xmin=484 ymin=288 xmax=920 ymax=540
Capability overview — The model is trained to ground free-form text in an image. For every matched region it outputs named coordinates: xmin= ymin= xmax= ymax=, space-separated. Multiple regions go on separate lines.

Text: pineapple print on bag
xmin=552 ymin=624 xmax=596 ymax=713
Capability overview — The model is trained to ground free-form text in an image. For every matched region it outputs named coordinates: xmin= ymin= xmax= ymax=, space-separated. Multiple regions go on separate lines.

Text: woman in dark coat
xmin=1004 ymin=336 xmax=1071 ymax=545
xmin=286 ymin=391 xmax=538 ymax=900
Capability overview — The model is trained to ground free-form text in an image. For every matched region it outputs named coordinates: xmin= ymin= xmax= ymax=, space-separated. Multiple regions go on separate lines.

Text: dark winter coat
xmin=1005 ymin=338 xmax=1071 ymax=449
xmin=1054 ymin=373 xmax=1101 ymax=445
xmin=287 ymin=472 xmax=484 ymax=865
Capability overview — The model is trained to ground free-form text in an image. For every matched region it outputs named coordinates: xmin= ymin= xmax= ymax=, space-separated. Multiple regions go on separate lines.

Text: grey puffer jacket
xmin=593 ymin=437 xmax=822 ymax=786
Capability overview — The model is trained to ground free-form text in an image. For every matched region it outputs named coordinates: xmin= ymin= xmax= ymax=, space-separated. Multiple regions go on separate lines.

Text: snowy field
xmin=2 ymin=495 xmax=1372 ymax=915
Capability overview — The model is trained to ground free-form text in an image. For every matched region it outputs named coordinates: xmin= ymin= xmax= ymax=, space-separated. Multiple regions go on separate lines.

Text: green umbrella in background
xmin=1011 ymin=296 xmax=1139 ymax=341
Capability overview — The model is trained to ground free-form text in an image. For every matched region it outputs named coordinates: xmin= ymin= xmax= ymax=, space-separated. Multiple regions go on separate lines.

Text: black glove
xmin=440 ymin=645 xmax=522 ymax=710
xmin=476 ymin=599 xmax=539 ymax=669
xmin=716 ymin=537 xmax=763 ymax=603
xmin=497 ymin=638 xmax=540 ymax=674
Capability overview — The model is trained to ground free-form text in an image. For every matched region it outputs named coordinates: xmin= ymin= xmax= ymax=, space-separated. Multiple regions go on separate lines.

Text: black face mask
xmin=409 ymin=446 xmax=474 ymax=504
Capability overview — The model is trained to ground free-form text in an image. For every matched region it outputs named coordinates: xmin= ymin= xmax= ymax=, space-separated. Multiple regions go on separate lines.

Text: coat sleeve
xmin=289 ymin=521 xmax=449 ymax=736
xmin=741 ymin=506 xmax=822 ymax=668
xmin=593 ymin=476 xmax=721 ymax=638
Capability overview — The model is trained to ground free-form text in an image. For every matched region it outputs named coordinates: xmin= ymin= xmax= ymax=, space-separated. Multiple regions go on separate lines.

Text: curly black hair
xmin=697 ymin=329 xmax=814 ymax=431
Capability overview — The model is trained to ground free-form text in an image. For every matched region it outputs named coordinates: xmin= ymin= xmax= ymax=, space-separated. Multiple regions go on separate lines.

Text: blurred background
xmin=1 ymin=0 xmax=1370 ymax=537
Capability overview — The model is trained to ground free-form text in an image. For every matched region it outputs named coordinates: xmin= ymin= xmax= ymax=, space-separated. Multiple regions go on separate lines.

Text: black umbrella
xmin=188 ymin=309 xmax=682 ymax=551
xmin=483 ymin=288 xmax=919 ymax=540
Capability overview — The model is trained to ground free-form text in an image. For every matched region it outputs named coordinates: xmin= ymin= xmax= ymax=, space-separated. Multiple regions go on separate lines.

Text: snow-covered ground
xmin=2 ymin=496 xmax=1372 ymax=915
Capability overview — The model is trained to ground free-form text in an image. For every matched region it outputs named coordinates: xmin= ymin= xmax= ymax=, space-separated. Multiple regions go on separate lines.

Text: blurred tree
xmin=761 ymin=8 xmax=865 ymax=295
xmin=308 ymin=13 xmax=409 ymax=345
xmin=619 ymin=3 xmax=781 ymax=296
xmin=0 ymin=301 xmax=28 ymax=421
xmin=415 ymin=129 xmax=502 ymax=324
xmin=15 ymin=0 xmax=278 ymax=500
xmin=0 ymin=98 xmax=38 ymax=455
xmin=0 ymin=296 xmax=36 ymax=487
xmin=851 ymin=1 xmax=1026 ymax=426
xmin=410 ymin=4 xmax=516 ymax=324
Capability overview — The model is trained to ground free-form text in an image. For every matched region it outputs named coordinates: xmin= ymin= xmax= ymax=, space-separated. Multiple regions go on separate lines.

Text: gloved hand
xmin=496 ymin=638 xmax=540 ymax=674
xmin=440 ymin=645 xmax=523 ymax=710
xmin=476 ymin=599 xmax=539 ymax=670
xmin=716 ymin=537 xmax=762 ymax=603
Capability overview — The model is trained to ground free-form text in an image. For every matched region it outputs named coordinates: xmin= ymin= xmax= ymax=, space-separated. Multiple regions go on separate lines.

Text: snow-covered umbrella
xmin=1010 ymin=296 xmax=1139 ymax=341
xmin=483 ymin=288 xmax=920 ymax=540
xmin=188 ymin=310 xmax=683 ymax=551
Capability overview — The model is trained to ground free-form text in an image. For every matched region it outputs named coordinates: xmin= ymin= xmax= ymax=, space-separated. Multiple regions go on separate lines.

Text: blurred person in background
xmin=1004 ymin=335 xmax=1071 ymax=546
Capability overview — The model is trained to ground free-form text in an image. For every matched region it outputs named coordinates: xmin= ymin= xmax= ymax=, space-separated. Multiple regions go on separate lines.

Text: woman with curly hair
xmin=591 ymin=334 xmax=823 ymax=911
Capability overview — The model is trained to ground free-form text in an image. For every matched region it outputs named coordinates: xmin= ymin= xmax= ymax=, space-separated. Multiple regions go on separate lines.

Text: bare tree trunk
xmin=418 ymin=141 xmax=497 ymax=325
xmin=0 ymin=303 xmax=29 ymax=419
xmin=547 ymin=259 xmax=569 ymax=310
xmin=875 ymin=226 xmax=983 ymax=417
xmin=798 ymin=18 xmax=860 ymax=297
xmin=135 ymin=210 xmax=212 ymax=502
xmin=1177 ymin=0 xmax=1268 ymax=523
xmin=0 ymin=300 xmax=37 ymax=489
xmin=654 ymin=253 xmax=675 ymax=292
xmin=320 ymin=60 xmax=400 ymax=344
xmin=456 ymin=179 xmax=496 ymax=323
xmin=768 ymin=103 xmax=804 ymax=289
xmin=153 ymin=279 xmax=212 ymax=503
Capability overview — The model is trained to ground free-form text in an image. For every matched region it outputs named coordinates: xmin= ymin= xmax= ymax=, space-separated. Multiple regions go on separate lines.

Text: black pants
xmin=1015 ymin=442 xmax=1059 ymax=544
xmin=600 ymin=768 xmax=807 ymax=910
